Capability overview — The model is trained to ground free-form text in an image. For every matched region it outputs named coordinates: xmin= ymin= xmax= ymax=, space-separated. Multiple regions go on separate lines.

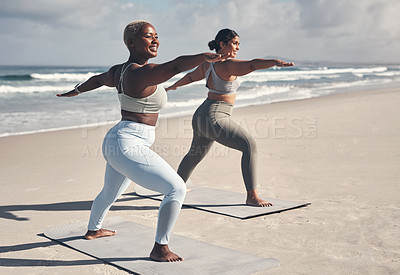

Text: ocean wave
xmin=239 ymin=66 xmax=388 ymax=83
xmin=241 ymin=73 xmax=342 ymax=82
xmin=164 ymin=98 xmax=205 ymax=109
xmin=233 ymin=88 xmax=315 ymax=108
xmin=375 ymin=71 xmax=400 ymax=77
xmin=164 ymin=66 xmax=387 ymax=85
xmin=31 ymin=72 xmax=97 ymax=81
xmin=251 ymin=66 xmax=387 ymax=76
xmin=0 ymin=74 xmax=33 ymax=81
xmin=0 ymin=84 xmax=112 ymax=94
xmin=236 ymin=85 xmax=293 ymax=100
xmin=299 ymin=77 xmax=395 ymax=96
xmin=2 ymin=64 xmax=400 ymax=137
xmin=164 ymin=66 xmax=388 ymax=85
xmin=0 ymin=72 xmax=99 ymax=82
xmin=163 ymin=75 xmax=205 ymax=88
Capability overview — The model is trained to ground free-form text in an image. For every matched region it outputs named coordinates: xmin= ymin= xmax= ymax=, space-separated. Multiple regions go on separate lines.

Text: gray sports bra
xmin=205 ymin=62 xmax=240 ymax=95
xmin=118 ymin=63 xmax=167 ymax=113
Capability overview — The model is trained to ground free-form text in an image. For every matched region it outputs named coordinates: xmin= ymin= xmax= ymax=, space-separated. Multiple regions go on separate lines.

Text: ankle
xmin=153 ymin=242 xmax=168 ymax=252
xmin=247 ymin=189 xmax=258 ymax=198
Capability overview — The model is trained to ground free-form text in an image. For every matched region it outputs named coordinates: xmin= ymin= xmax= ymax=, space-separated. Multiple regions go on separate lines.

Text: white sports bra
xmin=205 ymin=62 xmax=240 ymax=95
xmin=118 ymin=63 xmax=167 ymax=113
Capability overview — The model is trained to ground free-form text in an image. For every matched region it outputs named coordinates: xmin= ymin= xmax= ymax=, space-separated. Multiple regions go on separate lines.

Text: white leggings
xmin=88 ymin=120 xmax=186 ymax=245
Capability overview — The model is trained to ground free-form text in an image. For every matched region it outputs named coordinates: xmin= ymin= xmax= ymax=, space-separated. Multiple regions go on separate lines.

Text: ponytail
xmin=208 ymin=40 xmax=218 ymax=50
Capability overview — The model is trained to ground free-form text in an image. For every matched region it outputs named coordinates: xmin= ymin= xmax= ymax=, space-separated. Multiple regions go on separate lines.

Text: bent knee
xmin=168 ymin=180 xmax=187 ymax=203
xmin=175 ymin=181 xmax=187 ymax=202
xmin=248 ymin=136 xmax=257 ymax=152
xmin=240 ymin=135 xmax=257 ymax=154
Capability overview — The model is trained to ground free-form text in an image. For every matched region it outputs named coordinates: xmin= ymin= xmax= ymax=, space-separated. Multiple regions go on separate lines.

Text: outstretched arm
xmin=165 ymin=63 xmax=207 ymax=91
xmin=56 ymin=65 xmax=119 ymax=97
xmin=223 ymin=59 xmax=294 ymax=77
xmin=126 ymin=53 xmax=227 ymax=91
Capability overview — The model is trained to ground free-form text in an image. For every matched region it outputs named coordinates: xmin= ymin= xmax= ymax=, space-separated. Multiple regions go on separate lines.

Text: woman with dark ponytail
xmin=208 ymin=29 xmax=239 ymax=51
xmin=166 ymin=28 xmax=294 ymax=207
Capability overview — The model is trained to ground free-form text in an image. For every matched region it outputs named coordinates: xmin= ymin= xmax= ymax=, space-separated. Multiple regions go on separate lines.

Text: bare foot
xmin=84 ymin=229 xmax=117 ymax=240
xmin=246 ymin=190 xmax=273 ymax=207
xmin=150 ymin=242 xmax=184 ymax=262
xmin=247 ymin=197 xmax=273 ymax=207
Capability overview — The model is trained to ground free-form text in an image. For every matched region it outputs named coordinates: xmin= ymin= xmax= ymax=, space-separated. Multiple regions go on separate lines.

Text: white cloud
xmin=294 ymin=0 xmax=400 ymax=63
xmin=0 ymin=0 xmax=399 ymax=65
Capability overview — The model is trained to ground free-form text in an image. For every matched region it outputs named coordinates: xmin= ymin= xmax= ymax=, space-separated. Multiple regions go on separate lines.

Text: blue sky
xmin=1 ymin=0 xmax=399 ymax=66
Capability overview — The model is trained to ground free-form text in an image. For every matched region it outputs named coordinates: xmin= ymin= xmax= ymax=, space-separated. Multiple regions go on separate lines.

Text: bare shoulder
xmin=108 ymin=63 xmax=125 ymax=75
xmin=122 ymin=63 xmax=154 ymax=92
xmin=122 ymin=63 xmax=146 ymax=78
xmin=125 ymin=62 xmax=154 ymax=76
xmin=106 ymin=64 xmax=125 ymax=87
xmin=215 ymin=59 xmax=242 ymax=69
xmin=223 ymin=59 xmax=245 ymax=65
xmin=217 ymin=58 xmax=256 ymax=77
xmin=213 ymin=59 xmax=242 ymax=78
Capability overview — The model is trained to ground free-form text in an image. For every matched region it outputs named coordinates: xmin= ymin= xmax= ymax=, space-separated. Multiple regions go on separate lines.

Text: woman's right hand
xmin=274 ymin=60 xmax=295 ymax=67
xmin=165 ymin=85 xmax=177 ymax=91
xmin=203 ymin=52 xmax=231 ymax=63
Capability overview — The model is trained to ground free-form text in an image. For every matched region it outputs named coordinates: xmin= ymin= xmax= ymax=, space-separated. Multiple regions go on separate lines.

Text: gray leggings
xmin=177 ymin=99 xmax=257 ymax=191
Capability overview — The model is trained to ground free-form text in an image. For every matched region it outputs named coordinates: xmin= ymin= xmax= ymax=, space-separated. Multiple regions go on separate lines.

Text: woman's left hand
xmin=275 ymin=60 xmax=295 ymax=67
xmin=56 ymin=90 xmax=79 ymax=97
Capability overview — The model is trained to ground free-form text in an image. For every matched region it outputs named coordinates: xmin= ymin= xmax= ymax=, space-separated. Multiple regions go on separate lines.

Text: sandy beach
xmin=1 ymin=87 xmax=399 ymax=274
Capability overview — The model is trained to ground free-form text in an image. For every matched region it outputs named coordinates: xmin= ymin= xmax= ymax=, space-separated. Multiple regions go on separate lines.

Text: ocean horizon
xmin=1 ymin=62 xmax=400 ymax=137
